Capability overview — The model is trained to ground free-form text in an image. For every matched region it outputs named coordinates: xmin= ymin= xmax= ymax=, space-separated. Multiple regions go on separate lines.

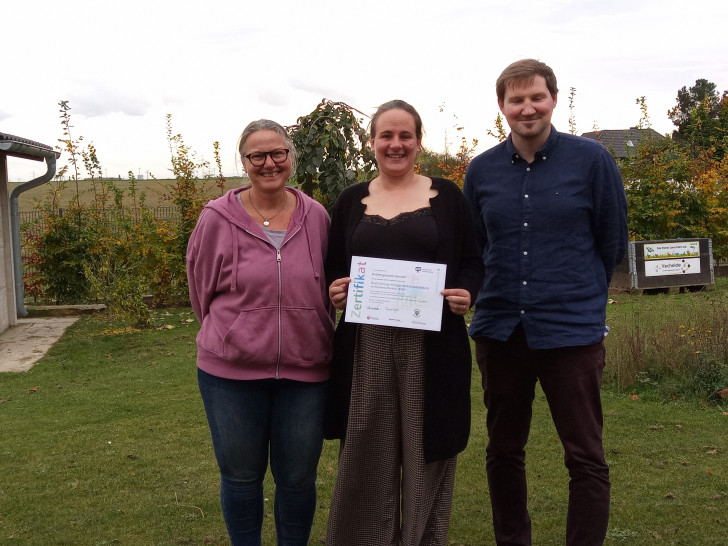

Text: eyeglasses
xmin=243 ymin=149 xmax=290 ymax=167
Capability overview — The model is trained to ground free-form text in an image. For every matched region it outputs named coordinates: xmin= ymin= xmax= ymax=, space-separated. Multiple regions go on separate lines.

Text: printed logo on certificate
xmin=345 ymin=256 xmax=447 ymax=332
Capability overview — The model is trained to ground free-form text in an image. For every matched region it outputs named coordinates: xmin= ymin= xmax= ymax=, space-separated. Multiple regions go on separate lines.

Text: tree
xmin=289 ymin=99 xmax=375 ymax=211
xmin=487 ymin=113 xmax=508 ymax=143
xmin=437 ymin=135 xmax=478 ymax=188
xmin=161 ymin=115 xmax=221 ymax=305
xmin=428 ymin=103 xmax=479 ymax=188
xmin=668 ymin=79 xmax=727 ymax=159
xmin=568 ymin=87 xmax=577 ymax=135
xmin=620 ymin=115 xmax=728 ymax=261
xmin=668 ymin=79 xmax=721 ymax=133
xmin=620 ymin=135 xmax=685 ymax=241
xmin=415 ymin=148 xmax=450 ymax=177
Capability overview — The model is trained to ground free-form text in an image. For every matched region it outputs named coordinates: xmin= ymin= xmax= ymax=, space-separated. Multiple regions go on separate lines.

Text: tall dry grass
xmin=605 ymin=279 xmax=728 ymax=403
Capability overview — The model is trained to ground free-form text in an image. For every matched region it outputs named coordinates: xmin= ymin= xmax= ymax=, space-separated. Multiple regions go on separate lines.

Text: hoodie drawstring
xmin=230 ymin=223 xmax=239 ymax=291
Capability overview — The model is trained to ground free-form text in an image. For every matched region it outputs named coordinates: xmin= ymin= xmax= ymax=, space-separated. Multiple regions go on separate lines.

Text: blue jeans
xmin=198 ymin=369 xmax=327 ymax=546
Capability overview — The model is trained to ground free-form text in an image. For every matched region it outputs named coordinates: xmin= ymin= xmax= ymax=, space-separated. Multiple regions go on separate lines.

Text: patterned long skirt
xmin=325 ymin=325 xmax=456 ymax=546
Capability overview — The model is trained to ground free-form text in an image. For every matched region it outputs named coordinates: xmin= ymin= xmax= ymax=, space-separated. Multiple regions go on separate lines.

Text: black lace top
xmin=351 ymin=206 xmax=438 ymax=262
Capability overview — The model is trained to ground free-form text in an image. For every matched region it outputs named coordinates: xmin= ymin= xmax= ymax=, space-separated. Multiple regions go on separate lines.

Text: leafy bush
xmin=21 ymin=104 xmax=222 ymax=324
xmin=692 ymin=357 xmax=728 ymax=402
xmin=34 ymin=206 xmax=92 ymax=304
xmin=289 ymin=99 xmax=375 ymax=211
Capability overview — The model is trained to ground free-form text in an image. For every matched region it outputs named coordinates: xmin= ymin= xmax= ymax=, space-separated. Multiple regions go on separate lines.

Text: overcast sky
xmin=3 ymin=0 xmax=727 ymax=182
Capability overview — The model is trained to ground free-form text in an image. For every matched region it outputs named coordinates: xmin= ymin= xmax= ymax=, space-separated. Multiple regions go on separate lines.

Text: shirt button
xmin=526 ymin=167 xmax=531 ymax=172
xmin=523 ymin=251 xmax=528 ymax=256
xmin=523 ymin=222 xmax=528 ymax=227
xmin=520 ymin=310 xmax=525 ymax=315
xmin=524 ymin=194 xmax=529 ymax=198
xmin=522 ymin=281 xmax=527 ymax=285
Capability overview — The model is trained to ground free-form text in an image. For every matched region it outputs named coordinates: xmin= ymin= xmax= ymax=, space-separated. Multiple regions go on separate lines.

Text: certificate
xmin=345 ymin=256 xmax=447 ymax=332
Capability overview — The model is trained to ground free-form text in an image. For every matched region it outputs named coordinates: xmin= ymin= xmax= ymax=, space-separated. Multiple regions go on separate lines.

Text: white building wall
xmin=0 ymin=154 xmax=17 ymax=333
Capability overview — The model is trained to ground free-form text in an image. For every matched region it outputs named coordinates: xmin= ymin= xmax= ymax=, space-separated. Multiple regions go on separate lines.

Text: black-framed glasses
xmin=243 ymin=149 xmax=290 ymax=166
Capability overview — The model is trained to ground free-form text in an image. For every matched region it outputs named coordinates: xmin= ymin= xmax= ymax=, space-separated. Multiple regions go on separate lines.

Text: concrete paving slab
xmin=0 ymin=317 xmax=79 ymax=372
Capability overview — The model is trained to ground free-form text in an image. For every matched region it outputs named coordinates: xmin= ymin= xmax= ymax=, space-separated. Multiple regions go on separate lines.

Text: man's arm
xmin=592 ymin=151 xmax=629 ymax=284
xmin=463 ymin=162 xmax=488 ymax=253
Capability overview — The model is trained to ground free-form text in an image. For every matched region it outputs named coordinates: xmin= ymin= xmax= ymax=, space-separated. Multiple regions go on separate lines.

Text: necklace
xmin=248 ymin=190 xmax=287 ymax=227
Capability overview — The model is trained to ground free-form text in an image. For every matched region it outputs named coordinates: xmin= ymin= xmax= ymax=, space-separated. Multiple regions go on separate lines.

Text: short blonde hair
xmin=237 ymin=119 xmax=298 ymax=173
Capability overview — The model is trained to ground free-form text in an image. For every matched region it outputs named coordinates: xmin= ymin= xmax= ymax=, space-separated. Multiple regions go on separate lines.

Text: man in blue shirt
xmin=463 ymin=59 xmax=628 ymax=545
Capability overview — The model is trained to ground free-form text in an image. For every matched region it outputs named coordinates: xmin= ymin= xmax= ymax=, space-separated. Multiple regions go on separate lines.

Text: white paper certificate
xmin=345 ymin=256 xmax=447 ymax=332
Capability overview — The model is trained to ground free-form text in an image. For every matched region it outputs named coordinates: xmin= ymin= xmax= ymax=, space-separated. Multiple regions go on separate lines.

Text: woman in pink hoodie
xmin=187 ymin=119 xmax=334 ymax=546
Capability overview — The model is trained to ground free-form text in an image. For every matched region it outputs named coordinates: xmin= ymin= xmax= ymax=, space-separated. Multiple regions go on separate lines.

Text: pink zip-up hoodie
xmin=187 ymin=187 xmax=334 ymax=381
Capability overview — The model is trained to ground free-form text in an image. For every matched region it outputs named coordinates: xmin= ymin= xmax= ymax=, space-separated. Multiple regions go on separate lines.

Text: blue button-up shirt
xmin=463 ymin=128 xmax=628 ymax=349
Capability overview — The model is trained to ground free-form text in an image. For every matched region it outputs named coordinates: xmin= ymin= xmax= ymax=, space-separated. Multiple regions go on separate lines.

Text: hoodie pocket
xmin=198 ymin=307 xmax=279 ymax=364
xmin=279 ymin=307 xmax=332 ymax=365
xmin=223 ymin=307 xmax=280 ymax=363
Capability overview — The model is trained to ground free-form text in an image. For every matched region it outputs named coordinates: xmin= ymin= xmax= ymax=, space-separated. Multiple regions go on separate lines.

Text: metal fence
xmin=18 ymin=207 xmax=181 ymax=227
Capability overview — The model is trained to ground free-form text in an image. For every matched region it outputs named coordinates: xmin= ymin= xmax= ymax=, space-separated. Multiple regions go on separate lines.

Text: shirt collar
xmin=506 ymin=125 xmax=558 ymax=163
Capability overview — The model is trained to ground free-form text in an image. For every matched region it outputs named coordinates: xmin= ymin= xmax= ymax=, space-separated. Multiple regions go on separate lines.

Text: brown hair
xmin=369 ymin=99 xmax=424 ymax=141
xmin=496 ymin=59 xmax=558 ymax=103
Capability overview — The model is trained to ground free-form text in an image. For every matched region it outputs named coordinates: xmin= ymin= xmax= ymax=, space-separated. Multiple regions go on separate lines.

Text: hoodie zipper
xmin=275 ymin=225 xmax=301 ymax=378
xmin=245 ymin=225 xmax=302 ymax=379
xmin=275 ymin=248 xmax=282 ymax=378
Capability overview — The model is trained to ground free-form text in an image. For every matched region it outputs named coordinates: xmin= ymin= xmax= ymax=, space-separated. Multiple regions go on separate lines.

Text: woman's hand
xmin=441 ymin=288 xmax=472 ymax=316
xmin=329 ymin=277 xmax=351 ymax=310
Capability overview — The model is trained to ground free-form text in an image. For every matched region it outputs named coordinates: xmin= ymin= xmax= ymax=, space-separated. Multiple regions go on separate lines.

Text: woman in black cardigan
xmin=324 ymin=100 xmax=483 ymax=545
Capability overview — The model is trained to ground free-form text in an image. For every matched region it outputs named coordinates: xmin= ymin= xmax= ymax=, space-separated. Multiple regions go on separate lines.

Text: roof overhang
xmin=0 ymin=131 xmax=59 ymax=162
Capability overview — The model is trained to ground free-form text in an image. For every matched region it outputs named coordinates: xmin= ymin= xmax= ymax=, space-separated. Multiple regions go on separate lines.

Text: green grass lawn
xmin=1 ymin=309 xmax=726 ymax=544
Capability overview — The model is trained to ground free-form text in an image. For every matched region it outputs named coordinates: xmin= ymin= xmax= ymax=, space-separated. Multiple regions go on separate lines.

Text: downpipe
xmin=9 ymin=153 xmax=57 ymax=317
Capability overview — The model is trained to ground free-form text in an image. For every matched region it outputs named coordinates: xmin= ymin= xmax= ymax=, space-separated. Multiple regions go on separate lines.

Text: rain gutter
xmin=1 ymin=137 xmax=58 ymax=317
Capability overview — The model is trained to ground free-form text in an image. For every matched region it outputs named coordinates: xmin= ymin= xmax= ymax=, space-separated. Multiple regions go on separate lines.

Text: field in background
xmin=10 ymin=177 xmax=248 ymax=212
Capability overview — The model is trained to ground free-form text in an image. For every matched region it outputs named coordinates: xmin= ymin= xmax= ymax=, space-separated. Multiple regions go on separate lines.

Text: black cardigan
xmin=324 ymin=177 xmax=484 ymax=462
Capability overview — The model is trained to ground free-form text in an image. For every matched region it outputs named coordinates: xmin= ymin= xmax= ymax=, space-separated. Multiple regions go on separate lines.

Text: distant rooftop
xmin=581 ymin=127 xmax=666 ymax=159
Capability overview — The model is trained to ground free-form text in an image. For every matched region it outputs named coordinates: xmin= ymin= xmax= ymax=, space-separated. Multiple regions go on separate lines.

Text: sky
xmin=3 ymin=0 xmax=727 ymax=183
